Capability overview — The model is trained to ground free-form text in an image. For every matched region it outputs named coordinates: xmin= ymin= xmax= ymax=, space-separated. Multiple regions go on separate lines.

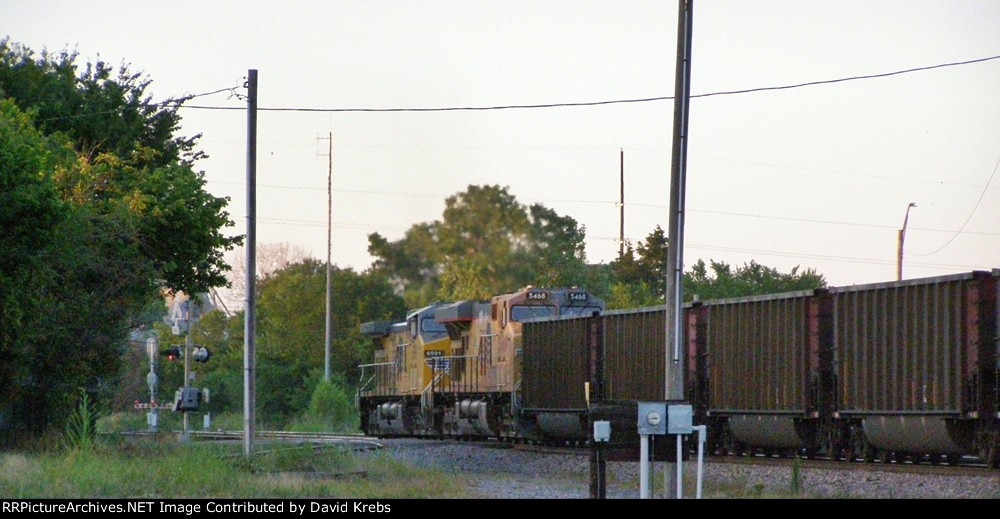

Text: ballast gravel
xmin=369 ymin=438 xmax=1000 ymax=499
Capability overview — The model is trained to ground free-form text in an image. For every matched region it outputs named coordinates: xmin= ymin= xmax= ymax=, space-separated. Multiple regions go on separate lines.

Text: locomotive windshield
xmin=510 ymin=305 xmax=556 ymax=322
xmin=420 ymin=316 xmax=448 ymax=334
xmin=560 ymin=305 xmax=604 ymax=317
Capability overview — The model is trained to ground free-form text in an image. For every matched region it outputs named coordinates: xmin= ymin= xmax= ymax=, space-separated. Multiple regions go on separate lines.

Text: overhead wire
xmin=907 ymin=153 xmax=1000 ymax=256
xmin=175 ymin=54 xmax=1000 ymax=112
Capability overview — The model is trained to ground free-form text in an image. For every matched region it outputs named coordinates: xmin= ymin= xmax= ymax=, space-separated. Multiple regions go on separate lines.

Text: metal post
xmin=619 ymin=148 xmax=625 ymax=258
xmin=664 ymin=0 xmax=693 ymax=498
xmin=640 ymin=434 xmax=650 ymax=499
xmin=244 ymin=69 xmax=258 ymax=458
xmin=676 ymin=434 xmax=683 ymax=499
xmin=325 ymin=132 xmax=333 ymax=382
xmin=694 ymin=425 xmax=706 ymax=499
xmin=183 ymin=321 xmax=192 ymax=439
xmin=146 ymin=336 xmax=158 ymax=433
xmin=897 ymin=202 xmax=916 ymax=281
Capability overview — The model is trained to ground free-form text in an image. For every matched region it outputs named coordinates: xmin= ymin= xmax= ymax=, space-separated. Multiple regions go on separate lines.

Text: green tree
xmin=0 ymin=39 xmax=201 ymax=169
xmin=684 ymin=259 xmax=827 ymax=301
xmin=0 ymin=40 xmax=239 ymax=295
xmin=369 ymin=184 xmax=591 ymax=305
xmin=0 ymin=40 xmax=240 ymax=437
xmin=251 ymin=260 xmax=404 ymax=421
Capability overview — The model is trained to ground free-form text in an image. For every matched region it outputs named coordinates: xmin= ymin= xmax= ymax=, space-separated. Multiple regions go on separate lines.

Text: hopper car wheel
xmin=878 ymin=449 xmax=892 ymax=464
xmin=979 ymin=441 xmax=1000 ymax=469
xmin=843 ymin=444 xmax=856 ymax=463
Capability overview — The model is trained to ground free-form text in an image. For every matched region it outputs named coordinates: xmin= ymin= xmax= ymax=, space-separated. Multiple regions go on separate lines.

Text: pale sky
xmin=5 ymin=0 xmax=999 ymax=287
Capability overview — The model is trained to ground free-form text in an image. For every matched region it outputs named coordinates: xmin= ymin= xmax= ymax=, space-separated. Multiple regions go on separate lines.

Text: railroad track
xmin=119 ymin=430 xmax=384 ymax=452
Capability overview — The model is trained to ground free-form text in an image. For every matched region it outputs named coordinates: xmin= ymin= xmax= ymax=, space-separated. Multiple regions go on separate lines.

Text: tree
xmin=0 ymin=101 xmax=156 ymax=434
xmin=369 ymin=185 xmax=591 ymax=305
xmin=0 ymin=41 xmax=240 ymax=436
xmin=247 ymin=260 xmax=404 ymax=421
xmin=0 ymin=39 xmax=201 ymax=169
xmin=0 ymin=40 xmax=240 ymax=295
xmin=222 ymin=242 xmax=311 ymax=311
xmin=684 ymin=259 xmax=827 ymax=301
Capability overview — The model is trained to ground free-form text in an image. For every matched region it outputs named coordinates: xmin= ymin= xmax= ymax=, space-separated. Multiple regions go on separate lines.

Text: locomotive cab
xmin=357 ymin=303 xmax=451 ymax=437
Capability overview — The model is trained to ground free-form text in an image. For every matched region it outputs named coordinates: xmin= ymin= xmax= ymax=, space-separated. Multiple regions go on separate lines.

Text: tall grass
xmin=0 ymin=437 xmax=464 ymax=499
xmin=64 ymin=390 xmax=102 ymax=452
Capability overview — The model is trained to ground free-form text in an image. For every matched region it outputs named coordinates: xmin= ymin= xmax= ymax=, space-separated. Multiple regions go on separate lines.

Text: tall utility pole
xmin=324 ymin=132 xmax=333 ymax=382
xmin=665 ymin=0 xmax=693 ymax=403
xmin=663 ymin=0 xmax=694 ymax=500
xmin=897 ymin=202 xmax=916 ymax=280
xmin=244 ymin=69 xmax=258 ymax=458
xmin=619 ymin=149 xmax=625 ymax=258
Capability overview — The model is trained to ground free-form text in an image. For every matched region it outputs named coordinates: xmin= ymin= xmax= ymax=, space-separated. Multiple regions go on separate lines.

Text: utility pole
xmin=244 ymin=69 xmax=258 ymax=458
xmin=663 ymin=0 xmax=693 ymax=499
xmin=666 ymin=0 xmax=693 ymax=406
xmin=324 ymin=132 xmax=333 ymax=382
xmin=897 ymin=202 xmax=916 ymax=280
xmin=183 ymin=317 xmax=192 ymax=438
xmin=619 ymin=149 xmax=625 ymax=258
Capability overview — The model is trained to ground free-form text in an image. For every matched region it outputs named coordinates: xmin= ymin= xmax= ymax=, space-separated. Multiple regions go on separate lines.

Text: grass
xmin=0 ymin=435 xmax=466 ymax=499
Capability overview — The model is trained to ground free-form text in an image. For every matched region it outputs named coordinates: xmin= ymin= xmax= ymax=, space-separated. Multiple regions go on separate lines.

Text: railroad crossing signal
xmin=191 ymin=347 xmax=212 ymax=363
xmin=158 ymin=346 xmax=211 ymax=362
xmin=159 ymin=347 xmax=182 ymax=361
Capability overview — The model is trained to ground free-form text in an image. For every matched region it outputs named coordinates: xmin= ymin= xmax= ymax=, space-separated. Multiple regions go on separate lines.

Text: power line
xmin=908 ymin=152 xmax=1000 ymax=256
xmin=178 ymin=54 xmax=1000 ymax=113
xmin=32 ymin=82 xmax=246 ymax=124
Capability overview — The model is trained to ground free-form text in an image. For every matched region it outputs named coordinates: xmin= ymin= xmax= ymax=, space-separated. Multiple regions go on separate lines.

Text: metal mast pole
xmin=619 ymin=149 xmax=625 ymax=258
xmin=244 ymin=69 xmax=258 ymax=458
xmin=325 ymin=132 xmax=333 ymax=381
xmin=663 ymin=0 xmax=693 ymax=500
xmin=665 ymin=0 xmax=693 ymax=402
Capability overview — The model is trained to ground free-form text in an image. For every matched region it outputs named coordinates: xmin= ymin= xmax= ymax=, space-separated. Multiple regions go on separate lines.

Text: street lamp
xmin=896 ymin=202 xmax=917 ymax=281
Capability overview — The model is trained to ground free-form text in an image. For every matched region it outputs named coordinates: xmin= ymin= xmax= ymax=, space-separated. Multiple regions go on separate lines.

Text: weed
xmin=64 ymin=390 xmax=102 ymax=452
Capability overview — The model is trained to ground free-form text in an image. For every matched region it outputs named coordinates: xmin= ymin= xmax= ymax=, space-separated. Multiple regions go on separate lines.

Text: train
xmin=357 ymin=287 xmax=605 ymax=440
xmin=357 ymin=269 xmax=1000 ymax=467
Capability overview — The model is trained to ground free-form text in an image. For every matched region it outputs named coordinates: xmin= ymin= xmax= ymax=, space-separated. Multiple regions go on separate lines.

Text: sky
xmin=5 ymin=0 xmax=999 ymax=289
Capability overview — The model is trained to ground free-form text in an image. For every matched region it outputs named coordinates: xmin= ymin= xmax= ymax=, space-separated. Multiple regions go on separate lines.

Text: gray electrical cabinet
xmin=667 ymin=404 xmax=693 ymax=434
xmin=637 ymin=402 xmax=667 ymax=435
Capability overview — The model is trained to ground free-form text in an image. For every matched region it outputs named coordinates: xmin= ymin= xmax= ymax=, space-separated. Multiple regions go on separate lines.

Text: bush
xmin=290 ymin=379 xmax=359 ymax=433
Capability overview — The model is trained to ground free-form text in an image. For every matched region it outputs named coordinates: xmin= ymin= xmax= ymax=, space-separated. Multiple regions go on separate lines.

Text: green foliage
xmin=605 ymin=281 xmax=661 ymax=310
xmin=607 ymin=226 xmax=826 ymax=306
xmin=0 ymin=440 xmax=468 ymax=499
xmin=684 ymin=258 xmax=827 ymax=301
xmin=63 ymin=390 xmax=103 ymax=452
xmin=290 ymin=378 xmax=359 ymax=433
xmin=369 ymin=184 xmax=592 ymax=306
xmin=165 ymin=262 xmax=404 ymax=425
xmin=0 ymin=39 xmax=240 ymax=436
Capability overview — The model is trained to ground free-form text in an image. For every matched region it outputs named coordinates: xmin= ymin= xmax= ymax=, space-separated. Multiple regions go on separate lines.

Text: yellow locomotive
xmin=357 ymin=287 xmax=604 ymax=439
